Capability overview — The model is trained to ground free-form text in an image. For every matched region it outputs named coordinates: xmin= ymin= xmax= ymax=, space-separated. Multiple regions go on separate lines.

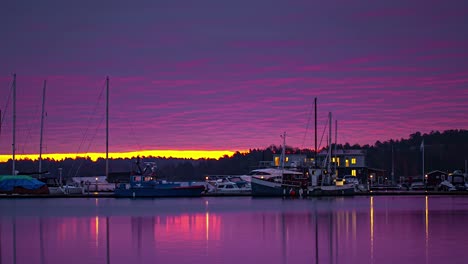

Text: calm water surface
xmin=1 ymin=196 xmax=467 ymax=264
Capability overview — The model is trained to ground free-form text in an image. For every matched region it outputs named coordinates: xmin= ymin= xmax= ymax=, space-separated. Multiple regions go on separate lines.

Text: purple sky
xmin=1 ymin=0 xmax=468 ymax=155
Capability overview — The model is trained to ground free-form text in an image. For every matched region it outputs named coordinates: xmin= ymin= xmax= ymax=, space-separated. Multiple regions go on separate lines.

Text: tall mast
xmin=391 ymin=144 xmax=394 ymax=184
xmin=281 ymin=131 xmax=286 ymax=170
xmin=327 ymin=112 xmax=332 ymax=176
xmin=422 ymin=139 xmax=424 ymax=183
xmin=106 ymin=77 xmax=109 ymax=178
xmin=334 ymin=119 xmax=337 ymax=175
xmin=314 ymin=97 xmax=317 ymax=169
xmin=12 ymin=73 xmax=16 ymax=175
xmin=39 ymin=80 xmax=46 ymax=173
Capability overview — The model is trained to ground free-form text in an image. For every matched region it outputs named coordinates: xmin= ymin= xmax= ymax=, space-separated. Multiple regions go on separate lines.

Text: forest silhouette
xmin=1 ymin=129 xmax=467 ymax=181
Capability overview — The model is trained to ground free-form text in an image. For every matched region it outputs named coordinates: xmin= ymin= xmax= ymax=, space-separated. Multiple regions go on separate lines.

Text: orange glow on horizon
xmin=0 ymin=149 xmax=247 ymax=162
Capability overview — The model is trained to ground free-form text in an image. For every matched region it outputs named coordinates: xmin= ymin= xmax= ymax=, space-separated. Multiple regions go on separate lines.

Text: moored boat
xmin=114 ymin=160 xmax=205 ymax=198
xmin=205 ymin=175 xmax=251 ymax=195
xmin=0 ymin=175 xmax=49 ymax=195
xmin=114 ymin=175 xmax=205 ymax=197
xmin=249 ymin=133 xmax=309 ymax=197
xmin=250 ymin=168 xmax=307 ymax=196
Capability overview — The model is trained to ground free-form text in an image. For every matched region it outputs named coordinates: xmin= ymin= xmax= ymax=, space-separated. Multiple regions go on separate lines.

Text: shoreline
xmin=1 ymin=190 xmax=468 ymax=198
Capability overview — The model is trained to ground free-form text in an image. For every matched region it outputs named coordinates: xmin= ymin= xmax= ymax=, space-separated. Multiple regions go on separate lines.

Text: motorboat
xmin=205 ymin=176 xmax=251 ymax=195
xmin=250 ymin=167 xmax=308 ymax=196
xmin=114 ymin=161 xmax=205 ymax=198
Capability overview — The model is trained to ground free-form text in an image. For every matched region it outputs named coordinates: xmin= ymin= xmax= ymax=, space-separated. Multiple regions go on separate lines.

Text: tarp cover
xmin=0 ymin=175 xmax=46 ymax=191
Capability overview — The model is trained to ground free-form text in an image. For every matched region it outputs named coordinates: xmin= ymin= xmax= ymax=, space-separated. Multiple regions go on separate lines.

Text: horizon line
xmin=0 ymin=149 xmax=250 ymax=162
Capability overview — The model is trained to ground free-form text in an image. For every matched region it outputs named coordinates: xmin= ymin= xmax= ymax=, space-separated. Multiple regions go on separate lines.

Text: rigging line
xmin=0 ymin=78 xmax=13 ymax=138
xmin=68 ymin=79 xmax=106 ymax=178
xmin=19 ymin=93 xmax=41 ymax=155
xmin=69 ymin=81 xmax=106 ymax=177
xmin=76 ymin=80 xmax=106 ymax=154
xmin=301 ymin=103 xmax=314 ymax=149
xmin=128 ymin=117 xmax=143 ymax=152
xmin=318 ymin=116 xmax=328 ymax=151
xmin=74 ymin=114 xmax=105 ymax=177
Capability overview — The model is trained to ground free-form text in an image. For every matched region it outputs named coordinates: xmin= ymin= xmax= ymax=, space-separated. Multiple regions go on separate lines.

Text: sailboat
xmin=250 ymin=132 xmax=309 ymax=197
xmin=112 ymin=77 xmax=205 ymax=198
xmin=0 ymin=74 xmax=48 ymax=195
xmin=37 ymin=80 xmax=64 ymax=195
xmin=307 ymin=112 xmax=355 ymax=196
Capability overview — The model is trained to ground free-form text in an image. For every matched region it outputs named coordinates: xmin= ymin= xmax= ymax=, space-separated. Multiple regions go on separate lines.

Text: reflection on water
xmin=1 ymin=196 xmax=468 ymax=264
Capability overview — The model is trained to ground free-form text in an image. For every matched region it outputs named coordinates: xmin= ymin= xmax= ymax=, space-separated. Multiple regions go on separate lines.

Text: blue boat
xmin=113 ymin=160 xmax=205 ymax=198
xmin=114 ymin=175 xmax=205 ymax=197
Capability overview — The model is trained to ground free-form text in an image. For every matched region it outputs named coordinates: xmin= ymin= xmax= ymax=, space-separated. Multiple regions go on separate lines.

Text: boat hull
xmin=251 ymin=177 xmax=303 ymax=196
xmin=114 ymin=185 xmax=205 ymax=198
xmin=308 ymin=185 xmax=355 ymax=196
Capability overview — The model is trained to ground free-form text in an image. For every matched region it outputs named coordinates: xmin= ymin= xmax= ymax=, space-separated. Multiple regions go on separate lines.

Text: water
xmin=1 ymin=196 xmax=467 ymax=264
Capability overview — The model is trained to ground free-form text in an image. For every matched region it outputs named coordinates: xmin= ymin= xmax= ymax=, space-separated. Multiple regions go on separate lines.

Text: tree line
xmin=1 ymin=129 xmax=467 ymax=181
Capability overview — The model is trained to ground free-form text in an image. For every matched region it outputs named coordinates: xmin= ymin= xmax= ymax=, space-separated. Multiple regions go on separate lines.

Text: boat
xmin=438 ymin=170 xmax=468 ymax=191
xmin=37 ymin=80 xmax=84 ymax=195
xmin=75 ymin=176 xmax=115 ymax=192
xmin=0 ymin=75 xmax=47 ymax=195
xmin=114 ymin=160 xmax=205 ymax=198
xmin=0 ymin=175 xmax=49 ymax=194
xmin=249 ymin=133 xmax=309 ymax=197
xmin=114 ymin=175 xmax=205 ymax=198
xmin=307 ymin=112 xmax=355 ymax=196
xmin=205 ymin=175 xmax=251 ymax=195
xmin=250 ymin=167 xmax=308 ymax=196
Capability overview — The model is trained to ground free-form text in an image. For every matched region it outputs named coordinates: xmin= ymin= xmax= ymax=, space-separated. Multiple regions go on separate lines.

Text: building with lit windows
xmin=271 ymin=149 xmax=368 ymax=183
xmin=270 ymin=154 xmax=311 ymax=168
xmin=316 ymin=149 xmax=368 ymax=182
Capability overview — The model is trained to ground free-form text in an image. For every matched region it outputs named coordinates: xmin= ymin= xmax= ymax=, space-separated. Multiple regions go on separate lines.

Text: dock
xmin=2 ymin=190 xmax=468 ymax=198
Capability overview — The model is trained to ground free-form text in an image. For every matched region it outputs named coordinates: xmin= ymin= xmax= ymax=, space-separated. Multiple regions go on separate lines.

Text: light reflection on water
xmin=1 ymin=196 xmax=468 ymax=264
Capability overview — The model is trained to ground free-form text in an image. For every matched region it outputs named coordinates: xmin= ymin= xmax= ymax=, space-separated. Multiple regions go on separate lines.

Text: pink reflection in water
xmin=1 ymin=196 xmax=468 ymax=264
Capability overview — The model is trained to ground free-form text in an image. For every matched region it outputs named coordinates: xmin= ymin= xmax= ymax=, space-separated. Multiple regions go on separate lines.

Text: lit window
xmin=351 ymin=169 xmax=356 ymax=176
xmin=285 ymin=157 xmax=289 ymax=162
xmin=345 ymin=159 xmax=349 ymax=167
xmin=336 ymin=157 xmax=340 ymax=166
xmin=351 ymin=158 xmax=356 ymax=165
xmin=274 ymin=157 xmax=280 ymax=166
xmin=332 ymin=157 xmax=336 ymax=162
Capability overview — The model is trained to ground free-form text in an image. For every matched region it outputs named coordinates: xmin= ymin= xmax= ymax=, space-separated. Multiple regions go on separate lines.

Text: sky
xmin=1 ymin=0 xmax=467 ymax=160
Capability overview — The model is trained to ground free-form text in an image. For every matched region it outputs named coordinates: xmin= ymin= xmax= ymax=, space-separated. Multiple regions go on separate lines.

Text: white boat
xmin=61 ymin=184 xmax=84 ymax=195
xmin=205 ymin=177 xmax=251 ymax=195
xmin=438 ymin=170 xmax=468 ymax=191
xmin=73 ymin=176 xmax=115 ymax=192
xmin=249 ymin=133 xmax=309 ymax=196
xmin=250 ymin=167 xmax=308 ymax=196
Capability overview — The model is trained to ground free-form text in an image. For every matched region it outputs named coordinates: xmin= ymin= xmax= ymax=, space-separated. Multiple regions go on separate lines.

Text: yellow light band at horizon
xmin=0 ymin=149 xmax=248 ymax=162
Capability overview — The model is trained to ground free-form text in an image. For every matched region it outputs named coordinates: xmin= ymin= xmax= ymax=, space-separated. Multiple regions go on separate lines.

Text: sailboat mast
xmin=314 ymin=97 xmax=317 ymax=169
xmin=334 ymin=119 xmax=337 ymax=175
xmin=106 ymin=76 xmax=109 ymax=178
xmin=391 ymin=144 xmax=394 ymax=184
xmin=39 ymin=80 xmax=46 ymax=173
xmin=12 ymin=73 xmax=16 ymax=175
xmin=327 ymin=112 xmax=332 ymax=176
xmin=281 ymin=131 xmax=286 ymax=169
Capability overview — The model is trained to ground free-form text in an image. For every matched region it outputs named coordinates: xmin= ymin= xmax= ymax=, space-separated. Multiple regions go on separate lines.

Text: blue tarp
xmin=0 ymin=175 xmax=46 ymax=191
